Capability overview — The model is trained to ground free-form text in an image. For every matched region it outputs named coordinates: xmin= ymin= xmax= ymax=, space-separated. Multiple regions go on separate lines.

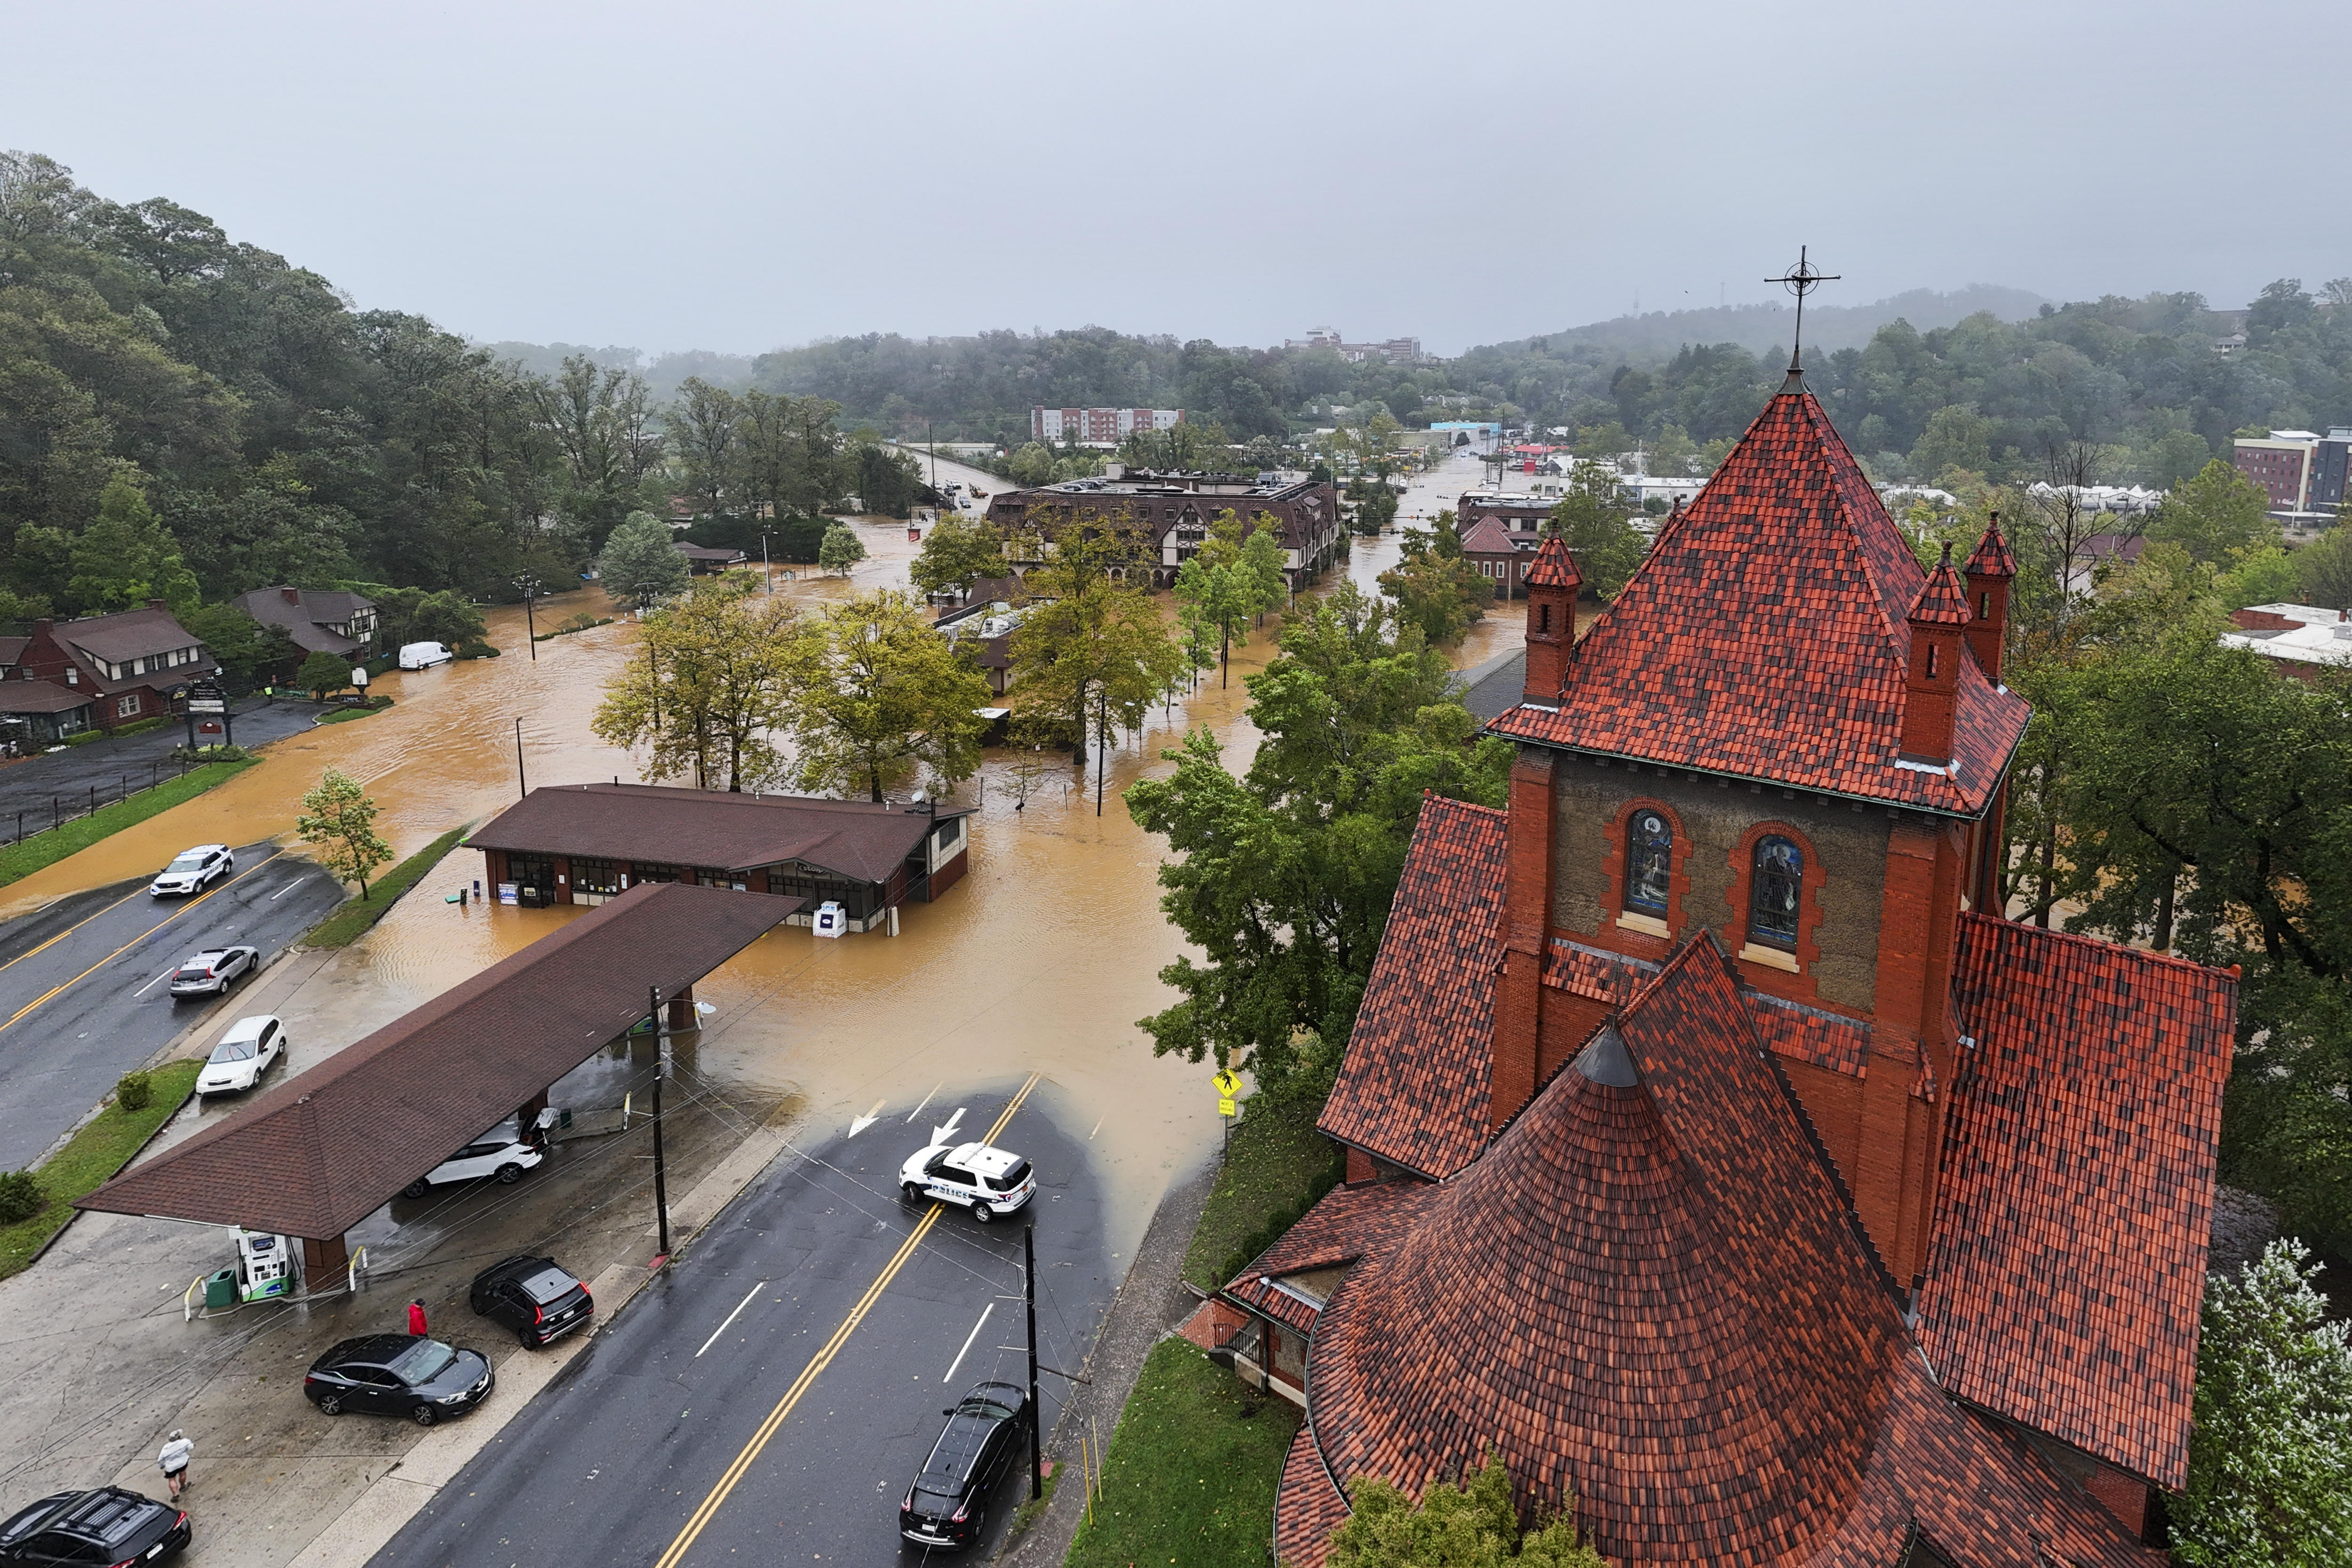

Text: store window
xmin=572 ymin=857 xmax=623 ymax=897
xmin=631 ymin=863 xmax=681 ymax=884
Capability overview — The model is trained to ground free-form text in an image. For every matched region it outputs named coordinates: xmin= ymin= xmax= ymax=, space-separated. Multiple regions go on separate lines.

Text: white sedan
xmin=150 ymin=844 xmax=233 ymax=897
xmin=197 ymin=1014 xmax=288 ymax=1097
xmin=899 ymin=1140 xmax=1037 ymax=1224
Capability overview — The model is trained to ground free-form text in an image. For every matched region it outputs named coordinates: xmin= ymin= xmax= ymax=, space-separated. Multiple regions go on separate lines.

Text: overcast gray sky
xmin=5 ymin=0 xmax=2329 ymax=358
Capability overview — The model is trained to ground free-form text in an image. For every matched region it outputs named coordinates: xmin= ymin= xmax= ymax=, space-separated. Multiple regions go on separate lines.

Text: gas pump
xmin=235 ymin=1230 xmax=296 ymax=1301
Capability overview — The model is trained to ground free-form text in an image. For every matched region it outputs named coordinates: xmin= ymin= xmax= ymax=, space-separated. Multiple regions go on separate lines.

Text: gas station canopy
xmin=79 ymin=882 xmax=800 ymax=1240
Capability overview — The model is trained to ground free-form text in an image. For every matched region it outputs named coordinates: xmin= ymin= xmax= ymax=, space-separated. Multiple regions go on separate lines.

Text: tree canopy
xmin=788 ymin=589 xmax=991 ymax=802
xmin=598 ymin=510 xmax=691 ymax=609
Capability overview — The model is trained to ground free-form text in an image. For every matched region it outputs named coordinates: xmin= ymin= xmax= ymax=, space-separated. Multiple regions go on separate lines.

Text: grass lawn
xmin=1182 ymin=1105 xmax=1345 ymax=1292
xmin=302 ymin=827 xmax=466 ymax=947
xmin=0 ymin=1059 xmax=203 ymax=1280
xmin=0 ymin=759 xmax=256 ymax=890
xmin=1064 ymin=1338 xmax=1301 ymax=1568
xmin=315 ymin=702 xmax=389 ymax=724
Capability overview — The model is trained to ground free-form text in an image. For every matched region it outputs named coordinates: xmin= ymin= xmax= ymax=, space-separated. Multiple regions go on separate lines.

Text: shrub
xmin=0 ymin=1170 xmax=41 ymax=1225
xmin=455 ymin=640 xmax=499 ymax=659
xmin=114 ymin=1071 xmax=152 ymax=1114
xmin=63 ymin=730 xmax=103 ymax=746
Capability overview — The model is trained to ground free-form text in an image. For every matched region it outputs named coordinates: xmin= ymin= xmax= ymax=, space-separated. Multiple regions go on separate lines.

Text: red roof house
xmin=1214 ymin=372 xmax=2237 ymax=1565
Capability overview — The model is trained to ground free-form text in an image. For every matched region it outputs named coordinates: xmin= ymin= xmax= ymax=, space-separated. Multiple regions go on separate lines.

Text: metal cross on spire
xmin=1765 ymin=246 xmax=1839 ymax=384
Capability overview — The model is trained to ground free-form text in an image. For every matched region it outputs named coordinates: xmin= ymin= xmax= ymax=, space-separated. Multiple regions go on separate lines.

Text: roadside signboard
xmin=184 ymin=679 xmax=227 ymax=716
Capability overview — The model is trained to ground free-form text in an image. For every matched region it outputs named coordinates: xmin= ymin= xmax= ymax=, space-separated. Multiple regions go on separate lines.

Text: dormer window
xmin=1749 ymin=836 xmax=1804 ymax=951
xmin=1624 ymin=811 xmax=1672 ymax=915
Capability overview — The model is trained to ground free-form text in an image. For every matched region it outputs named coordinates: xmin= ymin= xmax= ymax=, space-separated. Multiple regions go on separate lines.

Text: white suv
xmin=899 ymin=1141 xmax=1036 ymax=1224
xmin=400 ymin=1130 xmax=544 ymax=1200
xmin=151 ymin=844 xmax=232 ymax=896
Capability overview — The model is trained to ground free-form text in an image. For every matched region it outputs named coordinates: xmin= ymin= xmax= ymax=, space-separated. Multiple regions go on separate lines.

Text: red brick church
xmin=1206 ymin=368 xmax=2238 ymax=1564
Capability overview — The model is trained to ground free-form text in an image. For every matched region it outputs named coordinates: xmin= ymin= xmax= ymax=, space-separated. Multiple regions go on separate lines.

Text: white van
xmin=398 ymin=641 xmax=454 ymax=670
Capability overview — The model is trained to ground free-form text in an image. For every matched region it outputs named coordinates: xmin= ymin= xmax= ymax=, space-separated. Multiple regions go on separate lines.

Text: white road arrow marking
xmin=849 ymin=1098 xmax=886 ymax=1136
xmin=931 ymin=1106 xmax=966 ymax=1147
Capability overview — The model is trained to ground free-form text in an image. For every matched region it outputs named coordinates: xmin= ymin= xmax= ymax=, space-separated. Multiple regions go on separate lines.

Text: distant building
xmin=984 ymin=467 xmax=1343 ymax=589
xmin=231 ymin=587 xmax=380 ymax=663
xmin=1283 ymin=327 xmax=1425 ymax=365
xmin=0 ymin=603 xmax=217 ymax=739
xmin=1458 ymin=514 xmax=1532 ymax=598
xmin=1030 ymin=407 xmax=1184 ymax=444
xmin=674 ymin=543 xmax=748 ymax=575
xmin=2222 ymin=602 xmax=2352 ymax=680
xmin=2233 ymin=427 xmax=2352 ymax=518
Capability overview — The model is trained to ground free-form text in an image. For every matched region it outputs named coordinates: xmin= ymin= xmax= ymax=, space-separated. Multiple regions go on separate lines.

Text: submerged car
xmin=898 ymin=1141 xmax=1036 ymax=1224
xmin=898 ymin=1382 xmax=1032 ymax=1550
xmin=0 ymin=1487 xmax=190 ymax=1568
xmin=304 ymin=1334 xmax=493 ymax=1425
xmin=468 ymin=1255 xmax=593 ymax=1347
xmin=399 ymin=1130 xmax=543 ymax=1200
xmin=167 ymin=945 xmax=259 ymax=999
xmin=196 ymin=1014 xmax=287 ymax=1097
xmin=149 ymin=845 xmax=231 ymax=897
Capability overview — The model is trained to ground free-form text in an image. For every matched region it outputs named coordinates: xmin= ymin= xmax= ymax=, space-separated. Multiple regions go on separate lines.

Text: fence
xmin=3 ymin=759 xmax=198 ymax=849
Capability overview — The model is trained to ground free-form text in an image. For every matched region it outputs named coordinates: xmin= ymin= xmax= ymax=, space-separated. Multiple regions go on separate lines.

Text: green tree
xmin=2296 ymin=527 xmax=2352 ymax=612
xmin=1646 ymin=422 xmax=1696 ymax=478
xmin=66 ymin=475 xmax=200 ymax=613
xmin=1126 ymin=583 xmax=1510 ymax=1094
xmin=2150 ymin=460 xmax=2279 ymax=564
xmin=592 ymin=578 xmax=801 ymax=792
xmin=789 ymin=589 xmax=991 ymax=802
xmin=817 ymin=522 xmax=866 ymax=576
xmin=1006 ymin=509 xmax=1183 ymax=765
xmin=598 ymin=510 xmax=691 ymax=609
xmin=908 ymin=512 xmax=1005 ymax=598
xmin=295 ymin=650 xmax=352 ymax=698
xmin=2216 ymin=543 xmax=2303 ymax=610
xmin=849 ymin=440 xmax=923 ymax=518
xmin=1907 ymin=405 xmax=1994 ymax=483
xmin=297 ymin=768 xmax=392 ymax=895
xmin=1326 ymin=1452 xmax=1605 ymax=1568
xmin=670 ymin=378 xmax=743 ymax=519
xmin=1378 ymin=525 xmax=1492 ymax=644
xmin=1544 ymin=461 xmax=1645 ymax=600
xmin=2173 ymin=1241 xmax=2352 ymax=1568
xmin=173 ymin=604 xmax=293 ymax=688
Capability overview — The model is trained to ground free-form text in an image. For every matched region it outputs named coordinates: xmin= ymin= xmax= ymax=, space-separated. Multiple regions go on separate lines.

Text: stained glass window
xmin=1624 ymin=810 xmax=1671 ymax=915
xmin=1750 ymin=836 xmax=1804 ymax=950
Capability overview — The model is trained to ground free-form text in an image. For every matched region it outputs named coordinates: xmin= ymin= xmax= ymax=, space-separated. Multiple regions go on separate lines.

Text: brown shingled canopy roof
xmin=78 ymin=882 xmax=798 ymax=1239
xmin=468 ymin=783 xmax=965 ymax=884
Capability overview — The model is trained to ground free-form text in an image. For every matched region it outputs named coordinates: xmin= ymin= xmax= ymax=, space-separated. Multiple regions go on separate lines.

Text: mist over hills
xmin=1493 ymin=284 xmax=2051 ymax=365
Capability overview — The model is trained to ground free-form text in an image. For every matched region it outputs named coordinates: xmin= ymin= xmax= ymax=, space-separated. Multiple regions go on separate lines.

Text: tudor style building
xmin=0 ymin=603 xmax=218 ymax=737
xmin=1200 ymin=368 xmax=2237 ymax=1565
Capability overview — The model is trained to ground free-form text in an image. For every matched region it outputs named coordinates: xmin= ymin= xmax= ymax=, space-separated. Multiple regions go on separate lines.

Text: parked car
xmin=167 ymin=945 xmax=260 ymax=999
xmin=397 ymin=641 xmax=453 ymax=670
xmin=898 ymin=1382 xmax=1032 ymax=1550
xmin=304 ymin=1334 xmax=493 ymax=1425
xmin=399 ymin=1129 xmax=544 ymax=1200
xmin=898 ymin=1141 xmax=1036 ymax=1224
xmin=149 ymin=845 xmax=232 ymax=897
xmin=195 ymin=1014 xmax=287 ymax=1096
xmin=468 ymin=1255 xmax=593 ymax=1347
xmin=0 ymin=1488 xmax=189 ymax=1568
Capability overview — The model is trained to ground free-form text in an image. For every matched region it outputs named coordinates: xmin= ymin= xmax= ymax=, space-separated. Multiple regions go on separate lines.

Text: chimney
xmin=280 ymin=587 xmax=302 ymax=605
xmin=1900 ymin=545 xmax=1971 ymax=765
xmin=146 ymin=598 xmax=166 ymax=612
xmin=1961 ymin=513 xmax=2018 ymax=683
xmin=1520 ymin=534 xmax=1581 ymax=703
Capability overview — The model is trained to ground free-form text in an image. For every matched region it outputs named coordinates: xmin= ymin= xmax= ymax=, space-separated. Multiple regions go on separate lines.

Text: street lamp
xmin=512 ymin=574 xmax=543 ymax=661
xmin=759 ymin=532 xmax=777 ymax=595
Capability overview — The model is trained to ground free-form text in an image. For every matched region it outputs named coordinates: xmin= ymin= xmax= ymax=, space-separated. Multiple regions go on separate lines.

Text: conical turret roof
xmin=1909 ymin=547 xmax=1971 ymax=627
xmin=1963 ymin=513 xmax=2019 ymax=579
xmin=1524 ymin=532 xmax=1580 ymax=590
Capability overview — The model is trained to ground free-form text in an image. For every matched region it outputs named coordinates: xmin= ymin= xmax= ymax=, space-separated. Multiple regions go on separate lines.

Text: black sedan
xmin=305 ymin=1334 xmax=494 ymax=1425
xmin=899 ymin=1381 xmax=1032 ymax=1551
xmin=0 ymin=1486 xmax=189 ymax=1567
xmin=469 ymin=1255 xmax=594 ymax=1348
xmin=166 ymin=946 xmax=260 ymax=1000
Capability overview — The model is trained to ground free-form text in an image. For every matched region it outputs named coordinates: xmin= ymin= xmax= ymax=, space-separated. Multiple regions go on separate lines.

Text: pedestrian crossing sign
xmin=1213 ymin=1068 xmax=1241 ymax=1117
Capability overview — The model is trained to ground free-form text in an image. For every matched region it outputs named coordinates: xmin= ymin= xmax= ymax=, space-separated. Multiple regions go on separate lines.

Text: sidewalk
xmin=0 ymin=698 xmax=318 ymax=831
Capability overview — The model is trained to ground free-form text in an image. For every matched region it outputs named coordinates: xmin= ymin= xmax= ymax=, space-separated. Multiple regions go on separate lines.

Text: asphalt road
xmin=0 ymin=697 xmax=320 ymax=836
xmin=0 ymin=843 xmax=346 ymax=1169
xmin=372 ymin=1078 xmax=1114 ymax=1568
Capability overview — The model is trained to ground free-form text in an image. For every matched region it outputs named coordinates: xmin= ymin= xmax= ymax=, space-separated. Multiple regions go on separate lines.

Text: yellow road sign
xmin=1212 ymin=1068 xmax=1242 ymax=1097
xmin=1217 ymin=1098 xmax=1237 ymax=1118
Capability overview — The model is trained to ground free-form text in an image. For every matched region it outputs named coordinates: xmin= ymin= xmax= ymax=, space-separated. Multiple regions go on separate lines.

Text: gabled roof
xmin=1317 ymin=797 xmax=1505 ymax=1179
xmin=232 ymin=588 xmax=374 ymax=655
xmin=0 ymin=680 xmax=94 ymax=715
xmin=1489 ymin=390 xmax=2029 ymax=815
xmin=54 ymin=606 xmax=207 ymax=666
xmin=1918 ymin=915 xmax=2237 ymax=1488
xmin=468 ymin=783 xmax=965 ymax=884
xmin=1963 ymin=517 xmax=2018 ymax=579
xmin=1454 ymin=516 xmax=1519 ymax=555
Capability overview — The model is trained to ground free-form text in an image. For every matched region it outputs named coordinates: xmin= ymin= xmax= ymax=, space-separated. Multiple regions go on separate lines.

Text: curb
xmin=14 ymin=1080 xmax=202 ymax=1276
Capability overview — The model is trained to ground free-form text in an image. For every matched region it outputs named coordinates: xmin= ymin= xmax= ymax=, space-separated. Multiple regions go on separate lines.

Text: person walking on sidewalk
xmin=407 ymin=1298 xmax=428 ymax=1336
xmin=157 ymin=1431 xmax=193 ymax=1500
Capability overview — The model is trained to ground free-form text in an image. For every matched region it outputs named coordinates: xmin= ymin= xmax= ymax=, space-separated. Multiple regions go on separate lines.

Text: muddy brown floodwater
xmin=3 ymin=478 xmax=1514 ymax=1257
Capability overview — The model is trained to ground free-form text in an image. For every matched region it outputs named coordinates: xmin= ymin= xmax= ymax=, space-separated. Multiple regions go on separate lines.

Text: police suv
xmin=898 ymin=1140 xmax=1036 ymax=1224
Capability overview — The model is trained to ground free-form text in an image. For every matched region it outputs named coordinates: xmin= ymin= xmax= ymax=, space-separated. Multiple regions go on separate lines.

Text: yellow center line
xmin=0 ymin=884 xmax=154 ymax=979
xmin=651 ymin=1072 xmax=1042 ymax=1568
xmin=0 ymin=851 xmax=283 ymax=1036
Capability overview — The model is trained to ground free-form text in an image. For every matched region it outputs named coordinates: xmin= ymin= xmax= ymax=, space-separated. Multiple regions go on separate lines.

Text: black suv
xmin=0 ymin=1487 xmax=190 ymax=1567
xmin=469 ymin=1255 xmax=593 ymax=1347
xmin=304 ymin=1334 xmax=493 ymax=1425
xmin=898 ymin=1382 xmax=1032 ymax=1550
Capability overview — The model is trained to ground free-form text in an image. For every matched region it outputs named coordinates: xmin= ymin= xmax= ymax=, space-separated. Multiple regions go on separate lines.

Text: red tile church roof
xmin=1964 ymin=514 xmax=2019 ymax=579
xmin=1918 ymin=914 xmax=2237 ymax=1488
xmin=1492 ymin=390 xmax=2028 ymax=813
xmin=1908 ymin=552 xmax=1972 ymax=626
xmin=1523 ymin=533 xmax=1580 ymax=589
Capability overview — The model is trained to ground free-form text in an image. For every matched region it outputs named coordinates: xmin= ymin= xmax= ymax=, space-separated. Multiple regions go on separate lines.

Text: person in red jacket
xmin=407 ymin=1299 xmax=428 ymax=1336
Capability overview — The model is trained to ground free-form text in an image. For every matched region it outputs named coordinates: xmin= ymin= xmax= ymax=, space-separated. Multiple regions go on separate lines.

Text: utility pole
xmin=1094 ymin=686 xmax=1106 ymax=817
xmin=1025 ymin=1223 xmax=1042 ymax=1501
xmin=760 ymin=531 xmax=777 ymax=595
xmin=649 ymin=985 xmax=672 ymax=1261
xmin=513 ymin=574 xmax=541 ymax=661
xmin=514 ymin=717 xmax=527 ymax=800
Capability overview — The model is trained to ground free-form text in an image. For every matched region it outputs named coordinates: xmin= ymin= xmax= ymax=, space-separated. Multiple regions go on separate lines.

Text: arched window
xmin=1749 ymin=836 xmax=1804 ymax=950
xmin=1623 ymin=809 xmax=1672 ymax=916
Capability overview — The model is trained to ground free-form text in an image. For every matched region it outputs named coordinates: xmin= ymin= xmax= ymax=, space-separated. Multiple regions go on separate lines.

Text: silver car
xmin=168 ymin=945 xmax=260 ymax=999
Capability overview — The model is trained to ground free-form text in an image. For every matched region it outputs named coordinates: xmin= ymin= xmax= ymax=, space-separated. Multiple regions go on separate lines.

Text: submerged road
xmin=0 ymin=843 xmax=345 ymax=1168
xmin=372 ymin=1077 xmax=1114 ymax=1568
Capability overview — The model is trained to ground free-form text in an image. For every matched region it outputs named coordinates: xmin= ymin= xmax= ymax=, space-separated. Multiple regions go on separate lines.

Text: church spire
xmin=1766 ymin=246 xmax=1839 ymax=393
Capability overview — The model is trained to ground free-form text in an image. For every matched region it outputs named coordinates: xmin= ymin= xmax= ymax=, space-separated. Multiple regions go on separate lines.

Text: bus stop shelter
xmin=79 ymin=881 xmax=800 ymax=1275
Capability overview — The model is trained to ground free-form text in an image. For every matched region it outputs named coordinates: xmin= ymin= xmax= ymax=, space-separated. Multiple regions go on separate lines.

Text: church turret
xmin=1962 ymin=513 xmax=2018 ymax=684
xmin=1899 ymin=545 xmax=1972 ymax=767
xmin=1520 ymin=534 xmax=1580 ymax=703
